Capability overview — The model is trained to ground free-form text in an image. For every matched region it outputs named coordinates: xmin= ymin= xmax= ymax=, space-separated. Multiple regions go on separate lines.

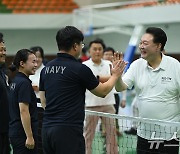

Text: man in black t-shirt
xmin=0 ymin=33 xmax=10 ymax=154
xmin=39 ymin=26 xmax=127 ymax=154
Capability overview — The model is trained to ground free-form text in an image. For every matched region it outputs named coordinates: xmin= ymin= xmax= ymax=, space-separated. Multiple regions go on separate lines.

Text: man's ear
xmin=157 ymin=43 xmax=162 ymax=52
xmin=20 ymin=61 xmax=24 ymax=67
xmin=73 ymin=43 xmax=78 ymax=51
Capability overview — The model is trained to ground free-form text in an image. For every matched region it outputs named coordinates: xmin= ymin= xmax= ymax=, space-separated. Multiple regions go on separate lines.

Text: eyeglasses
xmin=82 ymin=43 xmax=85 ymax=49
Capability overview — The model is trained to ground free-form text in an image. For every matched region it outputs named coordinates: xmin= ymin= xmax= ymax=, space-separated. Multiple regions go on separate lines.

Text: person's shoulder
xmin=102 ymin=59 xmax=112 ymax=65
xmin=12 ymin=75 xmax=30 ymax=88
xmin=82 ymin=59 xmax=90 ymax=64
xmin=164 ymin=55 xmax=179 ymax=64
xmin=82 ymin=59 xmax=91 ymax=66
xmin=41 ymin=59 xmax=59 ymax=71
xmin=14 ymin=74 xmax=25 ymax=81
xmin=45 ymin=59 xmax=56 ymax=66
xmin=18 ymin=76 xmax=29 ymax=84
xmin=131 ymin=58 xmax=146 ymax=66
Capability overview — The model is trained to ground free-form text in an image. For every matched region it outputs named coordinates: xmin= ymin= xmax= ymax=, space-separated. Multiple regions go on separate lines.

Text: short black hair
xmin=0 ymin=32 xmax=4 ymax=43
xmin=146 ymin=27 xmax=167 ymax=51
xmin=89 ymin=38 xmax=106 ymax=50
xmin=30 ymin=46 xmax=44 ymax=59
xmin=104 ymin=47 xmax=115 ymax=54
xmin=56 ymin=26 xmax=84 ymax=51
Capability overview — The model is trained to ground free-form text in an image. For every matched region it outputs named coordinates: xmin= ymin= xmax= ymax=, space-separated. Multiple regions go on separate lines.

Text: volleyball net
xmin=84 ymin=110 xmax=180 ymax=154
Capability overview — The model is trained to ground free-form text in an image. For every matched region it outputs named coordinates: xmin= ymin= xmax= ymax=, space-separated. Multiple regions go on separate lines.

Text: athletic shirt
xmin=9 ymin=72 xmax=38 ymax=137
xmin=123 ymin=55 xmax=180 ymax=140
xmin=0 ymin=68 xmax=9 ymax=133
xmin=39 ymin=53 xmax=99 ymax=128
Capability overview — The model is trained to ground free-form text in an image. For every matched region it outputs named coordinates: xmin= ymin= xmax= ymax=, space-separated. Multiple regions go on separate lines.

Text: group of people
xmin=0 ymin=34 xmax=45 ymax=154
xmin=0 ymin=25 xmax=179 ymax=154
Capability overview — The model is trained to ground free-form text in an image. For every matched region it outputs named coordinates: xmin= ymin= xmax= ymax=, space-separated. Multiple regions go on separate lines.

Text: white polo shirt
xmin=29 ymin=64 xmax=45 ymax=98
xmin=83 ymin=59 xmax=116 ymax=107
xmin=123 ymin=54 xmax=180 ymax=140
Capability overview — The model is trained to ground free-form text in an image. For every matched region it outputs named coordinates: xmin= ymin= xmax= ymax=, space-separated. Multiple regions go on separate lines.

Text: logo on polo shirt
xmin=10 ymin=83 xmax=16 ymax=90
xmin=45 ymin=66 xmax=66 ymax=74
xmin=161 ymin=76 xmax=172 ymax=83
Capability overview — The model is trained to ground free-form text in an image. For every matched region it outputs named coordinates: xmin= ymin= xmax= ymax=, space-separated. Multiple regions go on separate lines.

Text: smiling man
xmin=116 ymin=27 xmax=180 ymax=154
xmin=0 ymin=33 xmax=6 ymax=64
xmin=0 ymin=32 xmax=10 ymax=154
xmin=83 ymin=39 xmax=119 ymax=154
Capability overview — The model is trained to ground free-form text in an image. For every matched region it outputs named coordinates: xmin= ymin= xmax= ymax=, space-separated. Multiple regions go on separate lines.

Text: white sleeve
xmin=122 ymin=61 xmax=137 ymax=89
xmin=176 ymin=61 xmax=180 ymax=97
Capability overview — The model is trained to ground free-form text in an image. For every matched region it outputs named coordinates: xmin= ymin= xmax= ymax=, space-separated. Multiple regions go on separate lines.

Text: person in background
xmin=83 ymin=39 xmax=119 ymax=154
xmin=116 ymin=27 xmax=180 ymax=154
xmin=103 ymin=47 xmax=126 ymax=136
xmin=29 ymin=46 xmax=45 ymax=154
xmin=103 ymin=47 xmax=115 ymax=62
xmin=0 ymin=33 xmax=10 ymax=154
xmin=9 ymin=49 xmax=38 ymax=154
xmin=39 ymin=26 xmax=127 ymax=154
xmin=78 ymin=46 xmax=89 ymax=62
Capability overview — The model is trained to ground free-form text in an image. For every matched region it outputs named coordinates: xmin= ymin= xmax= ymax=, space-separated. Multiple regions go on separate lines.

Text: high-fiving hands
xmin=110 ymin=52 xmax=128 ymax=78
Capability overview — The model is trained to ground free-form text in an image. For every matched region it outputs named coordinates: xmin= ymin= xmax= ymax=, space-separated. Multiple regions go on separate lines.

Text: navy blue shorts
xmin=42 ymin=125 xmax=85 ymax=154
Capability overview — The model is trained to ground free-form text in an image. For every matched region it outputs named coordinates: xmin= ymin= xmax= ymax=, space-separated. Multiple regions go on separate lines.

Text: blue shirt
xmin=39 ymin=53 xmax=99 ymax=128
xmin=9 ymin=72 xmax=38 ymax=137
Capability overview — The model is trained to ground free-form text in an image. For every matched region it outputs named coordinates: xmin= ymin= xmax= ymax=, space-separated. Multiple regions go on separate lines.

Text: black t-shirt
xmin=0 ymin=68 xmax=9 ymax=133
xmin=39 ymin=53 xmax=99 ymax=128
xmin=9 ymin=72 xmax=38 ymax=137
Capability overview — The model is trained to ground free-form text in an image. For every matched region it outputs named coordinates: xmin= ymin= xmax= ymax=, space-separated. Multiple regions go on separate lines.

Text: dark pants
xmin=113 ymin=93 xmax=120 ymax=114
xmin=37 ymin=107 xmax=44 ymax=154
xmin=0 ymin=133 xmax=10 ymax=154
xmin=114 ymin=93 xmax=120 ymax=130
xmin=42 ymin=125 xmax=85 ymax=154
xmin=10 ymin=137 xmax=37 ymax=154
xmin=137 ymin=136 xmax=179 ymax=154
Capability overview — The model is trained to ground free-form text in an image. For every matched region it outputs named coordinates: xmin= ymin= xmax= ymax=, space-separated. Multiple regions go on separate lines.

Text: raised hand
xmin=113 ymin=52 xmax=123 ymax=61
xmin=111 ymin=60 xmax=128 ymax=78
xmin=112 ymin=52 xmax=124 ymax=69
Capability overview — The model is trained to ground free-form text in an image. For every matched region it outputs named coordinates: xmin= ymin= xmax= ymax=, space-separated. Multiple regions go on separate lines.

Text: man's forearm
xmin=115 ymin=77 xmax=127 ymax=92
xmin=40 ymin=91 xmax=46 ymax=110
xmin=98 ymin=75 xmax=110 ymax=83
xmin=91 ymin=74 xmax=119 ymax=98
xmin=101 ymin=74 xmax=119 ymax=95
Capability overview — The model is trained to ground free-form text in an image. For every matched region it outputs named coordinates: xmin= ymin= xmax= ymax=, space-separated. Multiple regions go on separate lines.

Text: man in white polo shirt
xmin=116 ymin=27 xmax=180 ymax=154
xmin=83 ymin=39 xmax=118 ymax=154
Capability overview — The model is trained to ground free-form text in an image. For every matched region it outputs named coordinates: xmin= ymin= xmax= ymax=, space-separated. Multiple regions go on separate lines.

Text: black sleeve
xmin=79 ymin=64 xmax=99 ymax=90
xmin=39 ymin=67 xmax=45 ymax=91
xmin=18 ymin=81 xmax=32 ymax=104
